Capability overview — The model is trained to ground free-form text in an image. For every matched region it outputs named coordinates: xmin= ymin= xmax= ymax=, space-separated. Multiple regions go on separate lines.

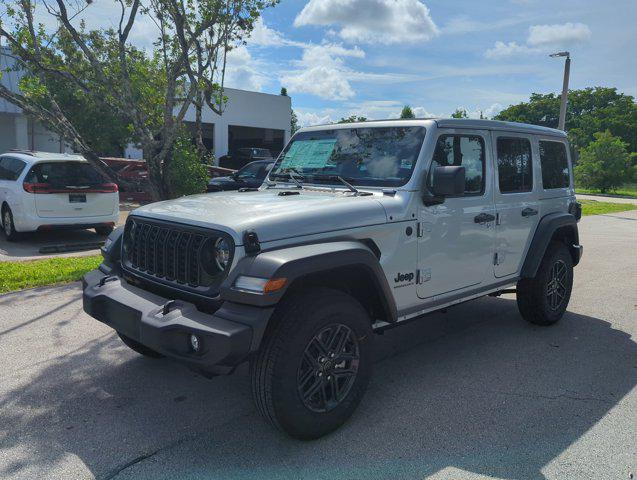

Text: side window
xmin=0 ymin=158 xmax=26 ymax=181
xmin=431 ymin=135 xmax=485 ymax=195
xmin=496 ymin=137 xmax=533 ymax=193
xmin=539 ymin=141 xmax=570 ymax=189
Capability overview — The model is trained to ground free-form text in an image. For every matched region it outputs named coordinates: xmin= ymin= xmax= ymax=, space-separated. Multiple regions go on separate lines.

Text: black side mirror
xmin=423 ymin=166 xmax=465 ymax=205
xmin=432 ymin=166 xmax=465 ymax=196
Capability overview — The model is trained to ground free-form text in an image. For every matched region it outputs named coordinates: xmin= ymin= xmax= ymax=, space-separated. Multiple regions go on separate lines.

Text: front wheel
xmin=517 ymin=241 xmax=574 ymax=326
xmin=251 ymin=289 xmax=373 ymax=440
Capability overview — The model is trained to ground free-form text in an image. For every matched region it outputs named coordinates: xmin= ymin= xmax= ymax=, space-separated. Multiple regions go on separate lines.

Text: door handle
xmin=521 ymin=207 xmax=538 ymax=217
xmin=474 ymin=213 xmax=496 ymax=223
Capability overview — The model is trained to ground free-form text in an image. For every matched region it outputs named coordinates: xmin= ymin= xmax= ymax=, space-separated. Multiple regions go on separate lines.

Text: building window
xmin=539 ymin=140 xmax=570 ymax=189
xmin=497 ymin=137 xmax=533 ymax=193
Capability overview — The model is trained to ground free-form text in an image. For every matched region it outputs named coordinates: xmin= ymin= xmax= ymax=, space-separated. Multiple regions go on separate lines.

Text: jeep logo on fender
xmin=394 ymin=272 xmax=414 ymax=283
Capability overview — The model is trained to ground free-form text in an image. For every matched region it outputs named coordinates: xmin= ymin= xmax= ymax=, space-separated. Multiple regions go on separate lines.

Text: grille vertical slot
xmin=123 ymin=218 xmax=231 ymax=291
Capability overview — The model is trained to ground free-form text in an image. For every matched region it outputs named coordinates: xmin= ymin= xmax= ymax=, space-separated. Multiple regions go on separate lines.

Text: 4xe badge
xmin=394 ymin=272 xmax=415 ymax=288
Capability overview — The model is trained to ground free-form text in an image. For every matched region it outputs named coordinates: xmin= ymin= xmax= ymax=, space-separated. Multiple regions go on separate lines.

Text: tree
xmin=400 ymin=105 xmax=415 ymax=119
xmin=280 ymin=87 xmax=288 ymax=96
xmin=291 ymin=110 xmax=300 ymax=134
xmin=574 ymin=131 xmax=631 ymax=192
xmin=495 ymin=87 xmax=637 ymax=153
xmin=451 ymin=108 xmax=468 ymax=119
xmin=339 ymin=115 xmax=367 ymax=123
xmin=0 ymin=0 xmax=277 ymax=200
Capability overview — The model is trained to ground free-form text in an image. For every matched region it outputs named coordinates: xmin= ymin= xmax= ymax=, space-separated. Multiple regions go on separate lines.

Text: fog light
xmin=189 ymin=334 xmax=201 ymax=352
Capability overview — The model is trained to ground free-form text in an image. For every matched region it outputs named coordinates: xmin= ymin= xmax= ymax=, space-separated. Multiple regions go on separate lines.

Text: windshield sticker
xmin=279 ymin=139 xmax=337 ymax=170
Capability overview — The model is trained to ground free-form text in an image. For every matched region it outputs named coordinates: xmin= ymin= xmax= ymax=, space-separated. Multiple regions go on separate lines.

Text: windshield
xmin=236 ymin=162 xmax=265 ymax=179
xmin=269 ymin=126 xmax=426 ymax=187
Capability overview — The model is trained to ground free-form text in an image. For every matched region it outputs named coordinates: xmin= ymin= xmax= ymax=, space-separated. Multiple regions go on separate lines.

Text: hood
xmin=132 ymin=189 xmax=389 ymax=245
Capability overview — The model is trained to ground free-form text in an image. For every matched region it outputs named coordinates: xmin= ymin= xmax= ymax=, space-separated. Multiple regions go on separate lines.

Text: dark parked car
xmin=219 ymin=147 xmax=274 ymax=170
xmin=207 ymin=160 xmax=274 ymax=192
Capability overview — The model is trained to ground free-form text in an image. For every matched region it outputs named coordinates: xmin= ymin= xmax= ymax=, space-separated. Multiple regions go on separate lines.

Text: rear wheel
xmin=2 ymin=206 xmax=19 ymax=242
xmin=95 ymin=225 xmax=114 ymax=236
xmin=251 ymin=289 xmax=373 ymax=440
xmin=517 ymin=241 xmax=573 ymax=326
xmin=117 ymin=332 xmax=164 ymax=358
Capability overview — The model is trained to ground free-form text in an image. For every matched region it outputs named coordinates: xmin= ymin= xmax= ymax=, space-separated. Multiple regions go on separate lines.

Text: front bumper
xmin=82 ymin=269 xmax=273 ymax=376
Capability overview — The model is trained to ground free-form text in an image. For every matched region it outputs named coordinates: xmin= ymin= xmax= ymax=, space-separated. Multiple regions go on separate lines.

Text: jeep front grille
xmin=122 ymin=217 xmax=230 ymax=290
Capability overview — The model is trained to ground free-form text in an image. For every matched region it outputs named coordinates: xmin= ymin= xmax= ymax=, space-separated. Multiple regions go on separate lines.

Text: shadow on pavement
xmin=0 ymin=296 xmax=635 ymax=480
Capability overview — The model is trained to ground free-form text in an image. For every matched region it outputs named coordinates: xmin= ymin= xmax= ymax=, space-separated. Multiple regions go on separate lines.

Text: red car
xmin=101 ymin=157 xmax=235 ymax=203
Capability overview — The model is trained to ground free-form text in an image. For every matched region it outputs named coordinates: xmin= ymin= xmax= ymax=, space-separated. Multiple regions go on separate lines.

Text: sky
xmin=228 ymin=0 xmax=637 ymax=126
xmin=8 ymin=0 xmax=637 ymax=127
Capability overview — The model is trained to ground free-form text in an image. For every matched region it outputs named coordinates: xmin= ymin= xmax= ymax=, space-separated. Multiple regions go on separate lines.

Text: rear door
xmin=492 ymin=133 xmax=540 ymax=278
xmin=27 ymin=161 xmax=116 ymax=218
xmin=417 ymin=128 xmax=496 ymax=299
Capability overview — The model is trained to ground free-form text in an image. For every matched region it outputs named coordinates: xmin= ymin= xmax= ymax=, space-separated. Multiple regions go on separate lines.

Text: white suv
xmin=83 ymin=119 xmax=583 ymax=439
xmin=0 ymin=151 xmax=120 ymax=241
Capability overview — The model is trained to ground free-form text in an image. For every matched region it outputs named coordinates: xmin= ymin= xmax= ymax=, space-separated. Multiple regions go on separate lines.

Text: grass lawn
xmin=576 ymin=183 xmax=637 ymax=198
xmin=579 ymin=199 xmax=637 ymax=216
xmin=0 ymin=255 xmax=102 ymax=294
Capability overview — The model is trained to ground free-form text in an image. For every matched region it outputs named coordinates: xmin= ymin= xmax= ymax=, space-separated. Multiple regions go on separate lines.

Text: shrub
xmin=165 ymin=135 xmax=209 ymax=198
xmin=574 ymin=131 xmax=631 ymax=193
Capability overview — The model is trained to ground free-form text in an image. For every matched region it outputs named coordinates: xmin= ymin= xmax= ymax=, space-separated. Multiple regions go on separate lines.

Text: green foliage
xmin=291 ymin=110 xmax=300 ymax=134
xmin=0 ymin=255 xmax=102 ymax=293
xmin=451 ymin=108 xmax=468 ymax=119
xmin=165 ymin=135 xmax=209 ymax=198
xmin=400 ymin=105 xmax=415 ymax=119
xmin=574 ymin=131 xmax=631 ymax=193
xmin=339 ymin=115 xmax=367 ymax=123
xmin=280 ymin=87 xmax=288 ymax=96
xmin=495 ymin=87 xmax=637 ymax=153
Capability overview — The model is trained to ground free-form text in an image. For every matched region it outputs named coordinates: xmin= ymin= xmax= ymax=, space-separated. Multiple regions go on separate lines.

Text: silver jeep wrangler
xmin=83 ymin=119 xmax=583 ymax=439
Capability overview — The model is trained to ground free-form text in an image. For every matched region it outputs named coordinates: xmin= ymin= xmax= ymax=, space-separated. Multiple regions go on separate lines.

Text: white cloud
xmin=527 ymin=22 xmax=592 ymax=47
xmin=281 ymin=43 xmax=365 ymax=100
xmin=484 ymin=41 xmax=539 ymax=59
xmin=224 ymin=46 xmax=267 ymax=91
xmin=486 ymin=22 xmax=591 ymax=59
xmin=296 ymin=110 xmax=335 ymax=127
xmin=247 ymin=19 xmax=306 ymax=48
xmin=294 ymin=0 xmax=439 ymax=44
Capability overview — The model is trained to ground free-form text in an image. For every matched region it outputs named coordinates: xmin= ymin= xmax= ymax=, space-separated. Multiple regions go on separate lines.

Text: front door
xmin=417 ymin=129 xmax=496 ymax=300
xmin=492 ymin=133 xmax=540 ymax=278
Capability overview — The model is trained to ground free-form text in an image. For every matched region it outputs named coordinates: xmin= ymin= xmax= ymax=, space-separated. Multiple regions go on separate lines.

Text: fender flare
xmin=220 ymin=241 xmax=398 ymax=322
xmin=520 ymin=212 xmax=580 ymax=278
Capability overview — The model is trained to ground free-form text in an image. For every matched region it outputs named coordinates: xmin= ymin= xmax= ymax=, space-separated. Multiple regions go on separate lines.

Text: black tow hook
xmin=98 ymin=275 xmax=118 ymax=287
xmin=162 ymin=300 xmax=177 ymax=315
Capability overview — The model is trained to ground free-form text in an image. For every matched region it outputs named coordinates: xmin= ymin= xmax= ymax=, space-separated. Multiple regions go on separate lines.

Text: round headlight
xmin=214 ymin=237 xmax=231 ymax=270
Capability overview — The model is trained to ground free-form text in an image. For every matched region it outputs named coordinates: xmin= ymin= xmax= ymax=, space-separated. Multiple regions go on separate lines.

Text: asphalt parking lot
xmin=0 ymin=210 xmax=635 ymax=480
xmin=0 ymin=206 xmax=134 ymax=262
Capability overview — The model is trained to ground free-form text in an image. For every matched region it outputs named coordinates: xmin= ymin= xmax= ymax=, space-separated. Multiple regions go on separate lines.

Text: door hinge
xmin=495 ymin=212 xmax=501 ymax=226
xmin=493 ymin=252 xmax=499 ymax=265
xmin=416 ymin=222 xmax=423 ymax=237
xmin=416 ymin=268 xmax=431 ymax=284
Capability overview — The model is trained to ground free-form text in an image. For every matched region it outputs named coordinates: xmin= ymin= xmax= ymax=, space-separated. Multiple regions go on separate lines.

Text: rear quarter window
xmin=0 ymin=157 xmax=27 ymax=181
xmin=539 ymin=141 xmax=570 ymax=189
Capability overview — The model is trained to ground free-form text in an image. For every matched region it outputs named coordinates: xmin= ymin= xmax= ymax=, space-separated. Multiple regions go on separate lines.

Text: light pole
xmin=550 ymin=51 xmax=570 ymax=131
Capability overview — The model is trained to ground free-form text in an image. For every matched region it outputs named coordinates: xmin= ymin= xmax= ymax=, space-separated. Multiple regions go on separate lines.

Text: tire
xmin=117 ymin=332 xmax=164 ymax=358
xmin=251 ymin=288 xmax=373 ymax=440
xmin=95 ymin=225 xmax=114 ymax=236
xmin=2 ymin=206 xmax=20 ymax=242
xmin=517 ymin=241 xmax=573 ymax=326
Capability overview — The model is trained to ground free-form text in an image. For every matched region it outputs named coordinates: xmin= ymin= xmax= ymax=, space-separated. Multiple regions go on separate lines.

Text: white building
xmin=0 ymin=47 xmax=291 ymax=162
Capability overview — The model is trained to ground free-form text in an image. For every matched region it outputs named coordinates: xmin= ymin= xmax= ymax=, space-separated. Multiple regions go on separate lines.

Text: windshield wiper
xmin=271 ymin=168 xmax=304 ymax=188
xmin=310 ymin=174 xmax=362 ymax=195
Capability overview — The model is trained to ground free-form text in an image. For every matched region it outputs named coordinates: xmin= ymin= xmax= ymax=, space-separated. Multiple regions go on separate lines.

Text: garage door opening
xmin=228 ymin=125 xmax=284 ymax=160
